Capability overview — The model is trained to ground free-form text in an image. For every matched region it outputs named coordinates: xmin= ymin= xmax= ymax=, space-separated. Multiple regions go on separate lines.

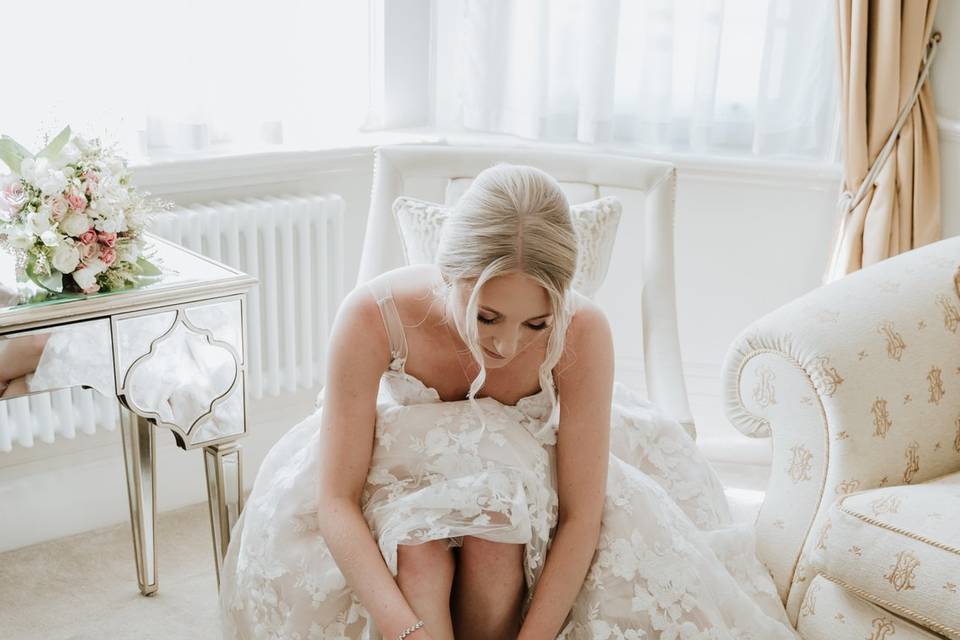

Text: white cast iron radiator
xmin=0 ymin=194 xmax=346 ymax=451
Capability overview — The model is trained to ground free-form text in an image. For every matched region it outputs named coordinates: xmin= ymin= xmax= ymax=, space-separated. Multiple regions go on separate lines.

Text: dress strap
xmin=366 ymin=278 xmax=408 ymax=371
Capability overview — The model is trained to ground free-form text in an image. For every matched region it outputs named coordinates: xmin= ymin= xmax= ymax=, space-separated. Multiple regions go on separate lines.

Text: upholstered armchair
xmin=721 ymin=234 xmax=960 ymax=639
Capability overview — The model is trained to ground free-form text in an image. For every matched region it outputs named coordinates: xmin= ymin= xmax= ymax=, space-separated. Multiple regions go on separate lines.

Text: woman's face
xmin=449 ymin=271 xmax=553 ymax=369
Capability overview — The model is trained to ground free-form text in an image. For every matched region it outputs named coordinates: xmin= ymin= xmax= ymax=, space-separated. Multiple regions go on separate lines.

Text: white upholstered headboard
xmin=356 ymin=143 xmax=694 ymax=438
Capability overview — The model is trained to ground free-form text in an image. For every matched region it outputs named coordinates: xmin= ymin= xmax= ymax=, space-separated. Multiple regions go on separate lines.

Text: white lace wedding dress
xmin=218 ymin=280 xmax=798 ymax=639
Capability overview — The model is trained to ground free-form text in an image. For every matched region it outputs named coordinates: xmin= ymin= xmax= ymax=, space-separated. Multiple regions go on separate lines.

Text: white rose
xmin=71 ymin=266 xmax=98 ymax=290
xmin=94 ymin=215 xmax=123 ymax=233
xmin=21 ymin=157 xmax=68 ymax=197
xmin=40 ymin=229 xmax=60 ymax=247
xmin=27 ymin=210 xmax=52 ymax=235
xmin=91 ymin=197 xmax=119 ymax=216
xmin=42 ymin=172 xmax=68 ymax=196
xmin=60 ymin=212 xmax=92 ymax=236
xmin=84 ymin=257 xmax=108 ymax=274
xmin=52 ymin=242 xmax=81 ymax=273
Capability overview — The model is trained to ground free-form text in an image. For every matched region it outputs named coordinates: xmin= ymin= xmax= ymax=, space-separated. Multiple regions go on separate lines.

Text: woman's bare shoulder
xmin=368 ymin=264 xmax=443 ymax=320
xmin=555 ymin=291 xmax=612 ymax=376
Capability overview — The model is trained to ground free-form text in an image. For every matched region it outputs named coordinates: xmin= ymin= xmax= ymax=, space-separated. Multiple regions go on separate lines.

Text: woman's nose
xmin=492 ymin=328 xmax=520 ymax=357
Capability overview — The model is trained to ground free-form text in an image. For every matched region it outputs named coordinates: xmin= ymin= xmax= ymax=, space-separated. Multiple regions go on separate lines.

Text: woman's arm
xmin=315 ymin=284 xmax=434 ymax=640
xmin=518 ymin=302 xmax=615 ymax=640
xmin=0 ymin=332 xmax=49 ymax=398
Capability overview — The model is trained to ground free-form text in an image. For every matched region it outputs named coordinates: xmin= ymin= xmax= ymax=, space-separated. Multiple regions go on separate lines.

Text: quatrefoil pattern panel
xmin=119 ymin=310 xmax=240 ymax=443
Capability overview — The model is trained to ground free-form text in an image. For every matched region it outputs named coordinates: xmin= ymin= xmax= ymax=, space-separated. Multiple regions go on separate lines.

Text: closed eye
xmin=478 ymin=315 xmax=549 ymax=330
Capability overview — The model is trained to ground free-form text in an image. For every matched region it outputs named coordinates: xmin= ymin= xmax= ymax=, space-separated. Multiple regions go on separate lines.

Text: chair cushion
xmin=797 ymin=574 xmax=943 ymax=639
xmin=392 ymin=195 xmax=621 ymax=299
xmin=814 ymin=471 xmax=960 ymax=639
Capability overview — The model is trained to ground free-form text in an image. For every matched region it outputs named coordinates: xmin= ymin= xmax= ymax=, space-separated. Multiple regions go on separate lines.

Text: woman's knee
xmin=396 ymin=539 xmax=456 ymax=590
xmin=457 ymin=536 xmax=524 ymax=585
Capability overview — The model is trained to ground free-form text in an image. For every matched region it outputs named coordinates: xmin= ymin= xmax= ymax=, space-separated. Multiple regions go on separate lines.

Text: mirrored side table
xmin=0 ymin=233 xmax=257 ymax=595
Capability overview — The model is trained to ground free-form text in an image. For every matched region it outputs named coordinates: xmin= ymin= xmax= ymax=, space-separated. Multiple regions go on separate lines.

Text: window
xmin=1 ymin=0 xmax=372 ymax=162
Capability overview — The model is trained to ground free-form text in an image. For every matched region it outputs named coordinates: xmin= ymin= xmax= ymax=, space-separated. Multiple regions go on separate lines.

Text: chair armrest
xmin=720 ymin=235 xmax=960 ymax=622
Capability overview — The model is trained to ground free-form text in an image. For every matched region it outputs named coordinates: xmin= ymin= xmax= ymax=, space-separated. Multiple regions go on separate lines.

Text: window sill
xmin=127 ymin=126 xmax=844 ymax=197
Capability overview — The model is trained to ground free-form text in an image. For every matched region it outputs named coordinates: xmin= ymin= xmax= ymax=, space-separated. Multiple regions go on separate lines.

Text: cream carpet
xmin=0 ymin=463 xmax=768 ymax=640
xmin=0 ymin=499 xmax=226 ymax=640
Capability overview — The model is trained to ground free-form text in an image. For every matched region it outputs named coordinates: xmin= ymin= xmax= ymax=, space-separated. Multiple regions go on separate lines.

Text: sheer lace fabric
xmin=219 ymin=354 xmax=797 ymax=639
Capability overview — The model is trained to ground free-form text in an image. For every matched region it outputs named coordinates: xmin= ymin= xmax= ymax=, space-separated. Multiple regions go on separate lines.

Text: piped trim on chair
xmin=815 ymin=571 xmax=960 ymax=639
xmin=837 ymin=496 xmax=960 ymax=556
xmin=722 ymin=340 xmax=833 ymax=615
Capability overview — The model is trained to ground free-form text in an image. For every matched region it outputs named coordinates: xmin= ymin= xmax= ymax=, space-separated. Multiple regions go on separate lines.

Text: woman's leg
xmin=0 ymin=333 xmax=49 ymax=383
xmin=450 ymin=536 xmax=526 ymax=640
xmin=1 ymin=376 xmax=30 ymax=398
xmin=396 ymin=539 xmax=456 ymax=640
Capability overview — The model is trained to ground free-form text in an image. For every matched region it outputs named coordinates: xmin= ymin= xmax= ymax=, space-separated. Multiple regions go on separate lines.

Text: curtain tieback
xmin=826 ymin=31 xmax=942 ymax=280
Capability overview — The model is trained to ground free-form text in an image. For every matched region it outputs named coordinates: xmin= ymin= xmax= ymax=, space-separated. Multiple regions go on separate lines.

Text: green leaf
xmin=37 ymin=126 xmax=72 ymax=160
xmin=25 ymin=253 xmax=63 ymax=293
xmin=0 ymin=136 xmax=33 ymax=174
xmin=136 ymin=256 xmax=163 ymax=276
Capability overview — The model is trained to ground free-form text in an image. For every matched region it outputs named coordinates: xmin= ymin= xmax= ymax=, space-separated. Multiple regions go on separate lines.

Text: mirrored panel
xmin=124 ymin=317 xmax=239 ymax=433
xmin=184 ymin=299 xmax=243 ymax=358
xmin=188 ymin=381 xmax=246 ymax=446
xmin=115 ymin=311 xmax=178 ymax=375
xmin=0 ymin=319 xmax=114 ymax=401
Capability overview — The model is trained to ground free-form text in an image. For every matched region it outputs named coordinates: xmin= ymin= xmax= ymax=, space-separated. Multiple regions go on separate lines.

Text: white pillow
xmin=392 ymin=195 xmax=622 ymax=298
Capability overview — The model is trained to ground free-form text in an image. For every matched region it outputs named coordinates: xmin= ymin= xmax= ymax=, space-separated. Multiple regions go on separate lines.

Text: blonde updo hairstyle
xmin=432 ymin=163 xmax=579 ymax=420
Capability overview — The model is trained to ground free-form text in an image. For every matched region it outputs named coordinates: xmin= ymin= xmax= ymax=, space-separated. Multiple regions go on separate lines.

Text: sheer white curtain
xmin=1 ymin=0 xmax=371 ymax=161
xmin=420 ymin=0 xmax=840 ymax=160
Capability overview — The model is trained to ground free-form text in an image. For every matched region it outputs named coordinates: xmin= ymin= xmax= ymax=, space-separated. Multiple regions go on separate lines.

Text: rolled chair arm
xmin=720 ymin=235 xmax=960 ymax=623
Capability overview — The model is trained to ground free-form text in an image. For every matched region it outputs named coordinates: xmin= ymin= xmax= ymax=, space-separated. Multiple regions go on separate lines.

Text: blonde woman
xmin=219 ymin=165 xmax=798 ymax=639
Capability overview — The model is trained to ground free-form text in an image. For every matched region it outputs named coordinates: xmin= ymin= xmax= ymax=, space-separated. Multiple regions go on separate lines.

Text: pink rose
xmin=100 ymin=247 xmax=116 ymax=266
xmin=82 ymin=283 xmax=100 ymax=295
xmin=66 ymin=192 xmax=87 ymax=212
xmin=78 ymin=241 xmax=100 ymax=263
xmin=96 ymin=231 xmax=117 ymax=247
xmin=49 ymin=196 xmax=68 ymax=221
xmin=2 ymin=181 xmax=26 ymax=209
xmin=81 ymin=172 xmax=99 ymax=196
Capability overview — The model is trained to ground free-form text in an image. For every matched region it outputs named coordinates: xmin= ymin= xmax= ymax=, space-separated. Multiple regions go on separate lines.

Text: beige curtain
xmin=825 ymin=0 xmax=942 ymax=283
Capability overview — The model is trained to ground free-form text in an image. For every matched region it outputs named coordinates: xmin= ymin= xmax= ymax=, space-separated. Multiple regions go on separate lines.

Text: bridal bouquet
xmin=0 ymin=126 xmax=168 ymax=295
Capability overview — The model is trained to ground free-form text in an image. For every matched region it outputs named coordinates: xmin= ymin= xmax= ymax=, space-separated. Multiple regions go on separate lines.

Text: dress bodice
xmin=378 ymin=355 xmax=559 ymax=446
xmin=369 ymin=274 xmax=560 ymax=446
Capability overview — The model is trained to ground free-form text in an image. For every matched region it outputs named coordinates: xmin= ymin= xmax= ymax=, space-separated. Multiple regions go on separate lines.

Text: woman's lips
xmin=482 ymin=345 xmax=505 ymax=359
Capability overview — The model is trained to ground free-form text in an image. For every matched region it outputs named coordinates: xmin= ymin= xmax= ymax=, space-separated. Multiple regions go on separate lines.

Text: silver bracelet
xmin=397 ymin=619 xmax=424 ymax=639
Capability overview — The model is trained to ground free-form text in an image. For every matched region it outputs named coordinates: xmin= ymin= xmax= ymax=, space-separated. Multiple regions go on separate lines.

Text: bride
xmin=218 ymin=164 xmax=797 ymax=639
